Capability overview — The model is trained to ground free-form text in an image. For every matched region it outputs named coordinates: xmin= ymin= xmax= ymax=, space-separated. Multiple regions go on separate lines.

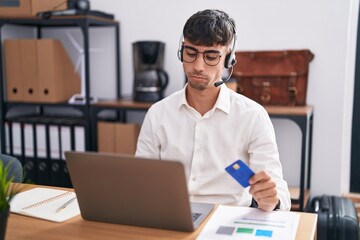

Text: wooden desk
xmin=6 ymin=184 xmax=317 ymax=240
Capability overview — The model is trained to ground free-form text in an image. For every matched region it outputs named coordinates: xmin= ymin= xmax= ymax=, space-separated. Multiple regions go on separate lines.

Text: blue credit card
xmin=225 ymin=160 xmax=255 ymax=188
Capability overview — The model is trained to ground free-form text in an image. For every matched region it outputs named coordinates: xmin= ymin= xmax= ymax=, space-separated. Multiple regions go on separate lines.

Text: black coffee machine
xmin=133 ymin=41 xmax=169 ymax=102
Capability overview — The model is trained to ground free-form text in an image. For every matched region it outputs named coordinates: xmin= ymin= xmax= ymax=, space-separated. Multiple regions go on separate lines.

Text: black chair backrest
xmin=0 ymin=154 xmax=22 ymax=183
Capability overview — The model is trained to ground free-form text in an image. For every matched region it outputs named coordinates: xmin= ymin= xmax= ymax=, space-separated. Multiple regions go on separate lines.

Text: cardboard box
xmin=0 ymin=0 xmax=67 ymax=17
xmin=4 ymin=39 xmax=81 ymax=103
xmin=97 ymin=122 xmax=116 ymax=153
xmin=98 ymin=122 xmax=141 ymax=155
xmin=115 ymin=123 xmax=140 ymax=155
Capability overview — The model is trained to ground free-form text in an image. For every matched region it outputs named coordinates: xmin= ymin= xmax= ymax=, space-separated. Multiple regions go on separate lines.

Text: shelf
xmin=264 ymin=105 xmax=313 ymax=117
xmin=93 ymin=99 xmax=153 ymax=110
xmin=0 ymin=15 xmax=118 ymax=27
xmin=0 ymin=15 xmax=120 ymax=187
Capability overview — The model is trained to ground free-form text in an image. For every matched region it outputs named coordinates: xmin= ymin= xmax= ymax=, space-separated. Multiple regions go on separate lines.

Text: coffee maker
xmin=133 ymin=41 xmax=169 ymax=102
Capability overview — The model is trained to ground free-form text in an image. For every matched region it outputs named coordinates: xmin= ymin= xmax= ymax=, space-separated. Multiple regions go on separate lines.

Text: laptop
xmin=65 ymin=151 xmax=214 ymax=232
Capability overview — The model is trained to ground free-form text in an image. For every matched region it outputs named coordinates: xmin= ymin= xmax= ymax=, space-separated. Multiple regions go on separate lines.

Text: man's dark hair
xmin=183 ymin=9 xmax=236 ymax=47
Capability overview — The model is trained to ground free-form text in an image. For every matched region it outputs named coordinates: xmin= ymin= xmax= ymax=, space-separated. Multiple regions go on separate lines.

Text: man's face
xmin=182 ymin=39 xmax=228 ymax=91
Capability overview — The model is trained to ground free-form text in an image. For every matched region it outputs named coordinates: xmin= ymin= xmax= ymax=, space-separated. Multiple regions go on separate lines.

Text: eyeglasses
xmin=182 ymin=45 xmax=224 ymax=66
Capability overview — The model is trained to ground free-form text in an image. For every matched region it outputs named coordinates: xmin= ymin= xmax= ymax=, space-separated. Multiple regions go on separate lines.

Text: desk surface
xmin=93 ymin=99 xmax=313 ymax=116
xmin=6 ymin=184 xmax=317 ymax=240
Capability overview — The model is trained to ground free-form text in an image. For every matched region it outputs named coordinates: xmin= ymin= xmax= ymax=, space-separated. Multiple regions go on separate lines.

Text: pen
xmin=55 ymin=197 xmax=76 ymax=213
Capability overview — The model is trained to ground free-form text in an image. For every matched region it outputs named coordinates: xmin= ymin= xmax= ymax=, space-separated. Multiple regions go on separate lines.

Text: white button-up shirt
xmin=135 ymin=84 xmax=291 ymax=210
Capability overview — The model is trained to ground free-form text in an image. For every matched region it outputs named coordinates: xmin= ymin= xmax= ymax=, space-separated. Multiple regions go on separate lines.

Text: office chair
xmin=0 ymin=154 xmax=23 ymax=183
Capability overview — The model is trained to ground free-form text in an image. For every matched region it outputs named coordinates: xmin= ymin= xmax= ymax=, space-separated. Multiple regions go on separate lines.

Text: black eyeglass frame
xmin=181 ymin=45 xmax=226 ymax=66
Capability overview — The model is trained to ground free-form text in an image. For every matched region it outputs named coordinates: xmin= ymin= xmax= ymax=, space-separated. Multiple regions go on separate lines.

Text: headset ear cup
xmin=178 ymin=44 xmax=184 ymax=62
xmin=224 ymin=53 xmax=231 ymax=68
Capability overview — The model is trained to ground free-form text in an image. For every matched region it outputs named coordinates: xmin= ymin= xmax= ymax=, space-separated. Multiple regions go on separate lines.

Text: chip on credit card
xmin=225 ymin=160 xmax=255 ymax=188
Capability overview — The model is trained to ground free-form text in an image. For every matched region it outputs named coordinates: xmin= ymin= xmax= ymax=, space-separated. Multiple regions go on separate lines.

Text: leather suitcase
xmin=232 ymin=50 xmax=314 ymax=106
xmin=306 ymin=195 xmax=359 ymax=240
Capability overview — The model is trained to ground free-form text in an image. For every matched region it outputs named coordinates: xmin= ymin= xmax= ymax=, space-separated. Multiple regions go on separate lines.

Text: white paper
xmin=10 ymin=187 xmax=80 ymax=223
xmin=197 ymin=205 xmax=300 ymax=240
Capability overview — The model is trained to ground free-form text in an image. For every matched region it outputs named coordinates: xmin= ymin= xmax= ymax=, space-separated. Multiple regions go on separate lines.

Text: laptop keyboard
xmin=192 ymin=212 xmax=202 ymax=222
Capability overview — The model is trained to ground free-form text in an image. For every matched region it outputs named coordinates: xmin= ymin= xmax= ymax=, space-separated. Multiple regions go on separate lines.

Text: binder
xmin=59 ymin=119 xmax=85 ymax=187
xmin=36 ymin=121 xmax=51 ymax=185
xmin=61 ymin=125 xmax=72 ymax=186
xmin=35 ymin=123 xmax=47 ymax=158
xmin=24 ymin=122 xmax=34 ymax=157
xmin=37 ymin=39 xmax=81 ymax=103
xmin=5 ymin=121 xmax=11 ymax=154
xmin=49 ymin=125 xmax=60 ymax=160
xmin=45 ymin=117 xmax=76 ymax=187
xmin=74 ymin=125 xmax=85 ymax=152
xmin=11 ymin=121 xmax=22 ymax=155
xmin=23 ymin=122 xmax=37 ymax=183
xmin=50 ymin=158 xmax=63 ymax=187
xmin=62 ymin=161 xmax=72 ymax=188
xmin=23 ymin=155 xmax=36 ymax=184
xmin=4 ymin=40 xmax=24 ymax=101
xmin=20 ymin=40 xmax=39 ymax=102
xmin=60 ymin=125 xmax=71 ymax=160
xmin=4 ymin=39 xmax=81 ymax=103
xmin=49 ymin=124 xmax=62 ymax=187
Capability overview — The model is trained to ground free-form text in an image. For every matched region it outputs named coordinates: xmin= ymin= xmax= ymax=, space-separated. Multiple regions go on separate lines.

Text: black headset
xmin=37 ymin=0 xmax=90 ymax=19
xmin=177 ymin=24 xmax=237 ymax=69
xmin=67 ymin=0 xmax=90 ymax=11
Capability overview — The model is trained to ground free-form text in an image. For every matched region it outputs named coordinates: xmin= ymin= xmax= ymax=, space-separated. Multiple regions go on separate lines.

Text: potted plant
xmin=0 ymin=161 xmax=21 ymax=240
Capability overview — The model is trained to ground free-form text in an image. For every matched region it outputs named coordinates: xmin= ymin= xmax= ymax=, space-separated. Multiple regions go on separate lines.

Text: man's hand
xmin=249 ymin=170 xmax=279 ymax=211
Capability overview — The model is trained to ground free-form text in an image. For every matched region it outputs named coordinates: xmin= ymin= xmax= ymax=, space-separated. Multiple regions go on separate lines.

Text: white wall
xmin=88 ymin=0 xmax=359 ymax=196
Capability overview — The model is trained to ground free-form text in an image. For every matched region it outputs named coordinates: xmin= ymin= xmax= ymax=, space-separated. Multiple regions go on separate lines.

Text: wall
xmin=88 ymin=0 xmax=360 ymax=196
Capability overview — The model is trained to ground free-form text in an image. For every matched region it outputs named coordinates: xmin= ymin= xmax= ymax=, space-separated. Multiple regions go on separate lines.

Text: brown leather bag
xmin=232 ymin=50 xmax=314 ymax=106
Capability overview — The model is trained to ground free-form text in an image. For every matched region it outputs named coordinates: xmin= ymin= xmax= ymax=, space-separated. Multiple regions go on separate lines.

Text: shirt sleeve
xmin=135 ymin=108 xmax=160 ymax=159
xmin=247 ymin=107 xmax=291 ymax=211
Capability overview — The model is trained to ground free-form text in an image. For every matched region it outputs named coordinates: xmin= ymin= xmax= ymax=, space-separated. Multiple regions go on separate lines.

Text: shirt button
xmin=192 ymin=177 xmax=197 ymax=181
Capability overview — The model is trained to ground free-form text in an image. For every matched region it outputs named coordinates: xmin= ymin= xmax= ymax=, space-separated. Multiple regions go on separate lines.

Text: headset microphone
xmin=214 ymin=65 xmax=234 ymax=87
xmin=214 ymin=81 xmax=224 ymax=87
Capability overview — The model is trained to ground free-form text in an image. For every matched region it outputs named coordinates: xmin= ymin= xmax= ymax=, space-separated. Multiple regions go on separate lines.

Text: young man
xmin=135 ymin=9 xmax=291 ymax=211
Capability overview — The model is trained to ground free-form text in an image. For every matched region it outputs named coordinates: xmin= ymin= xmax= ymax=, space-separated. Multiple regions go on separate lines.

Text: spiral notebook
xmin=10 ymin=187 xmax=80 ymax=222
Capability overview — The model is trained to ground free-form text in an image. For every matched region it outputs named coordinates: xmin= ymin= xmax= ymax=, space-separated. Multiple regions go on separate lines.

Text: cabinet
xmin=0 ymin=15 xmax=120 ymax=186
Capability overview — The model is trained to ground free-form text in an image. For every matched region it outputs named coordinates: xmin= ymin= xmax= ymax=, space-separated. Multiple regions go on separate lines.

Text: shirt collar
xmin=178 ymin=84 xmax=188 ymax=109
xmin=177 ymin=83 xmax=231 ymax=114
xmin=215 ymin=84 xmax=231 ymax=114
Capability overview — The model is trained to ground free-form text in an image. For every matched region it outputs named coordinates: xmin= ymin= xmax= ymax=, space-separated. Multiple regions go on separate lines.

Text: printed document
xmin=197 ymin=205 xmax=300 ymax=240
